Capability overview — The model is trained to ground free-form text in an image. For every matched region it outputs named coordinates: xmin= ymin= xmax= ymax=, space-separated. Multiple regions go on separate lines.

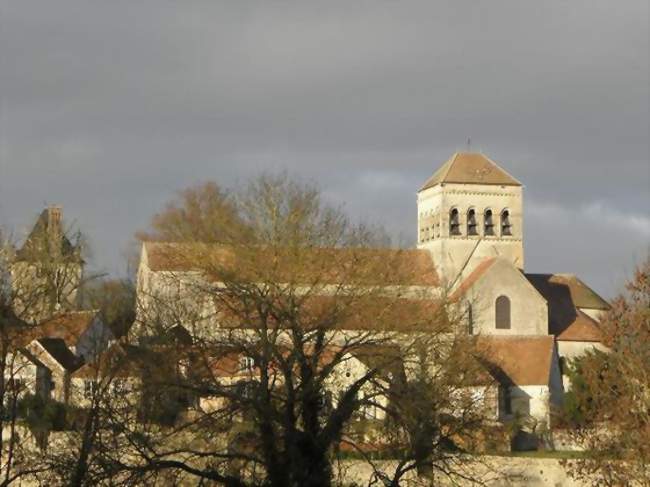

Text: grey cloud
xmin=0 ymin=0 xmax=648 ymax=297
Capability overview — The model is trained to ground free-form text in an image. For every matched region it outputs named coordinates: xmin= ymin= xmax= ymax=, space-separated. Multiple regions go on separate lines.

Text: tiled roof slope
xmin=526 ymin=274 xmax=609 ymax=342
xmin=143 ymin=241 xmax=439 ymax=287
xmin=555 ymin=310 xmax=603 ymax=342
xmin=32 ymin=311 xmax=98 ymax=347
xmin=420 ymin=152 xmax=522 ymax=191
xmin=478 ymin=336 xmax=555 ymax=386
xmin=216 ymin=294 xmax=442 ymax=332
xmin=72 ymin=343 xmax=147 ymax=379
xmin=526 ymin=274 xmax=609 ymax=310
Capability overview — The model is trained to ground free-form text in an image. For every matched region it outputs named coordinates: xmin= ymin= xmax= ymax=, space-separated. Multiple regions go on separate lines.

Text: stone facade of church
xmin=418 ymin=152 xmax=609 ymax=423
xmin=132 ymin=152 xmax=610 ymax=428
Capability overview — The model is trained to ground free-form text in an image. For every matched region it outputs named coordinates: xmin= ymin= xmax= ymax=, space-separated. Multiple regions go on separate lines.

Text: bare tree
xmin=69 ymin=175 xmax=493 ymax=487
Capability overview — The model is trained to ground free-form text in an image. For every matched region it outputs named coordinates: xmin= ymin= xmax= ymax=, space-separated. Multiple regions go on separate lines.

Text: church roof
xmin=526 ymin=274 xmax=609 ymax=310
xmin=478 ymin=336 xmax=555 ymax=386
xmin=526 ymin=273 xmax=609 ymax=342
xmin=142 ymin=241 xmax=439 ymax=287
xmin=419 ymin=152 xmax=522 ymax=191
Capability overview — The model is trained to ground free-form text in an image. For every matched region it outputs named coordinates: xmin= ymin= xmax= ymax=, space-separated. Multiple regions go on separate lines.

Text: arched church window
xmin=495 ymin=295 xmax=511 ymax=329
xmin=449 ymin=208 xmax=461 ymax=236
xmin=467 ymin=209 xmax=478 ymax=236
xmin=484 ymin=209 xmax=495 ymax=236
xmin=501 ymin=209 xmax=512 ymax=236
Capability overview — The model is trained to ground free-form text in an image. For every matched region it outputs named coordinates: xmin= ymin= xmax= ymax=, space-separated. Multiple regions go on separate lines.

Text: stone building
xmin=10 ymin=206 xmax=83 ymax=323
xmin=132 ymin=152 xmax=609 ymax=428
xmin=6 ymin=207 xmax=114 ymax=406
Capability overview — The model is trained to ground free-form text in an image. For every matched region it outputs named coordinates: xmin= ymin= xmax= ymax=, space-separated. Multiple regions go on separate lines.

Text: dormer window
xmin=501 ymin=209 xmax=512 ymax=236
xmin=484 ymin=209 xmax=495 ymax=236
xmin=449 ymin=208 xmax=461 ymax=236
xmin=467 ymin=209 xmax=478 ymax=236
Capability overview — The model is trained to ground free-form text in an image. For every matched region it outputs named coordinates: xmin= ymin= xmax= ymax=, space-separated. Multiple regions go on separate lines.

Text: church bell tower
xmin=417 ymin=152 xmax=524 ymax=284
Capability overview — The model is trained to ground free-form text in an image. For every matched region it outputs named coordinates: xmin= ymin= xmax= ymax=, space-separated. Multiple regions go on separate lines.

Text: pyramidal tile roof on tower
xmin=420 ymin=152 xmax=522 ymax=191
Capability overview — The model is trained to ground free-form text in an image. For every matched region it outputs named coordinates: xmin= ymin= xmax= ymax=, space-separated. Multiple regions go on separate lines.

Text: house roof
xmin=71 ymin=343 xmax=151 ymax=379
xmin=143 ymin=241 xmax=439 ymax=287
xmin=420 ymin=152 xmax=522 ymax=191
xmin=190 ymin=351 xmax=255 ymax=380
xmin=31 ymin=310 xmax=98 ymax=347
xmin=188 ymin=345 xmax=395 ymax=381
xmin=36 ymin=338 xmax=83 ymax=371
xmin=15 ymin=207 xmax=81 ymax=262
xmin=478 ymin=335 xmax=555 ymax=386
xmin=526 ymin=273 xmax=609 ymax=342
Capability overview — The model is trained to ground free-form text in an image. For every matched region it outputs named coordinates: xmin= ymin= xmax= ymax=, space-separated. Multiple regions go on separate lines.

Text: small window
xmin=83 ymin=380 xmax=98 ymax=399
xmin=495 ymin=295 xmax=511 ymax=329
xmin=449 ymin=208 xmax=461 ymax=236
xmin=484 ymin=209 xmax=495 ymax=236
xmin=467 ymin=209 xmax=478 ymax=236
xmin=240 ymin=356 xmax=255 ymax=373
xmin=501 ymin=209 xmax=512 ymax=236
xmin=466 ymin=302 xmax=474 ymax=335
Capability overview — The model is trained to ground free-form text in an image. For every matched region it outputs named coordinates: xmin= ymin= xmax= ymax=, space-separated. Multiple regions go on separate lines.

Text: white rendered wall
xmin=464 ymin=259 xmax=548 ymax=336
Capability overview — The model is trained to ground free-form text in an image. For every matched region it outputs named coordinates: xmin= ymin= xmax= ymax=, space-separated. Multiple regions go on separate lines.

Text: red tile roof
xmin=477 ymin=336 xmax=555 ymax=386
xmin=420 ymin=153 xmax=521 ymax=190
xmin=526 ymin=273 xmax=609 ymax=342
xmin=32 ymin=311 xmax=98 ymax=347
xmin=555 ymin=310 xmax=603 ymax=342
xmin=526 ymin=274 xmax=609 ymax=310
xmin=143 ymin=241 xmax=438 ymax=287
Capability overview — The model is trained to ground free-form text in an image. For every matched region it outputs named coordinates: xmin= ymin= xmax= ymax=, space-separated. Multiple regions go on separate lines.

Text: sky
xmin=0 ymin=1 xmax=648 ymax=298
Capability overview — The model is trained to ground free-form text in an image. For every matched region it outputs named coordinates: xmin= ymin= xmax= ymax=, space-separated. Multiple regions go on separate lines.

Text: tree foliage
xmin=49 ymin=175 xmax=492 ymax=487
xmin=563 ymin=258 xmax=650 ymax=485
